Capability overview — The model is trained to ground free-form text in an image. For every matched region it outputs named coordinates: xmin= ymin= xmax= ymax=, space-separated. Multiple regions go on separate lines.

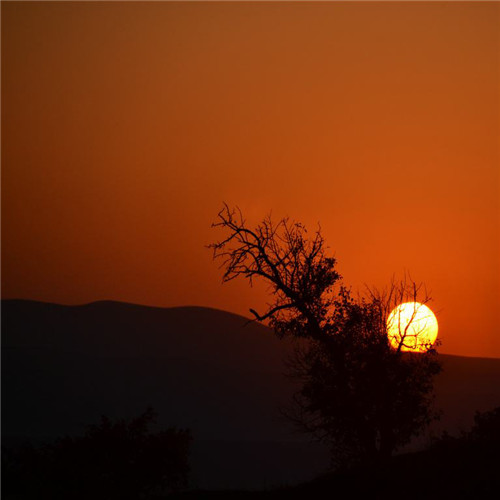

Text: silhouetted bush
xmin=469 ymin=406 xmax=500 ymax=444
xmin=2 ymin=408 xmax=191 ymax=500
xmin=432 ymin=405 xmax=500 ymax=451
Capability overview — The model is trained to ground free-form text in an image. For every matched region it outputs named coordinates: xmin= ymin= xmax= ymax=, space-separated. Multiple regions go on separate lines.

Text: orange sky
xmin=2 ymin=2 xmax=499 ymax=357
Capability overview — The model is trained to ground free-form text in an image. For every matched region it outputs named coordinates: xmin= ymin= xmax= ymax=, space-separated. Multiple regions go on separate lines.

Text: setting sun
xmin=387 ymin=302 xmax=438 ymax=353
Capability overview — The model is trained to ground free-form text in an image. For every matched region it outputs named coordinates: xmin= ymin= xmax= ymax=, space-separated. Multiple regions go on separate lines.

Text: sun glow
xmin=387 ymin=302 xmax=438 ymax=353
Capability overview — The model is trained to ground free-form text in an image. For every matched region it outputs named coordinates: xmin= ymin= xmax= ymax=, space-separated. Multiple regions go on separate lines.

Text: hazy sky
xmin=2 ymin=2 xmax=499 ymax=357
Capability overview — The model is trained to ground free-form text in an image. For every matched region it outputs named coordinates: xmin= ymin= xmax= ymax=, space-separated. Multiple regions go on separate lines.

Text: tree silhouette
xmin=284 ymin=284 xmax=441 ymax=466
xmin=2 ymin=408 xmax=191 ymax=500
xmin=210 ymin=204 xmax=441 ymax=466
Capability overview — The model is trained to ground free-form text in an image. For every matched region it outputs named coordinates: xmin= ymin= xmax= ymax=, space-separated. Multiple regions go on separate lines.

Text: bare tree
xmin=210 ymin=204 xmax=441 ymax=466
xmin=379 ymin=280 xmax=437 ymax=353
xmin=210 ymin=203 xmax=341 ymax=340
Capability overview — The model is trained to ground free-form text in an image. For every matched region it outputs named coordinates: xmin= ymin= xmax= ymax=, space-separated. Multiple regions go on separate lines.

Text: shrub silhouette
xmin=433 ymin=405 xmax=500 ymax=454
xmin=469 ymin=406 xmax=500 ymax=444
xmin=2 ymin=408 xmax=191 ymax=500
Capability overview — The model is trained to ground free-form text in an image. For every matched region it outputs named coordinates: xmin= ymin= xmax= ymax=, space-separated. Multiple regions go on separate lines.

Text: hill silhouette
xmin=3 ymin=299 xmax=500 ymax=489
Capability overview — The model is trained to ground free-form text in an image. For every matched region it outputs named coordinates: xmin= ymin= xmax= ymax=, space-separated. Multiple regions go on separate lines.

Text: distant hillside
xmin=2 ymin=299 xmax=500 ymax=489
xmin=2 ymin=300 xmax=297 ymax=440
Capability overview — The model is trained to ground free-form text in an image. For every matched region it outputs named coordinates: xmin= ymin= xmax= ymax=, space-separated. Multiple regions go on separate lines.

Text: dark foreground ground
xmin=5 ymin=437 xmax=498 ymax=500
xmin=169 ymin=441 xmax=500 ymax=499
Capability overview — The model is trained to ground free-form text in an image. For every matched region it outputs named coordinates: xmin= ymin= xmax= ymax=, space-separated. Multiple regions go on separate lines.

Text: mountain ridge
xmin=4 ymin=298 xmax=497 ymax=360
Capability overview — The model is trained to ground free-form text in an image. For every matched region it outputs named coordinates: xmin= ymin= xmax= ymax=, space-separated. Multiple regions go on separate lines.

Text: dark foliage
xmin=286 ymin=288 xmax=441 ymax=466
xmin=432 ymin=405 xmax=500 ymax=454
xmin=2 ymin=408 xmax=191 ymax=500
xmin=469 ymin=406 xmax=500 ymax=443
xmin=211 ymin=205 xmax=441 ymax=466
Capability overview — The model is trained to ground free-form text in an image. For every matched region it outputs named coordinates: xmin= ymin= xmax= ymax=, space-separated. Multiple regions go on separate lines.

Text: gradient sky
xmin=2 ymin=2 xmax=499 ymax=357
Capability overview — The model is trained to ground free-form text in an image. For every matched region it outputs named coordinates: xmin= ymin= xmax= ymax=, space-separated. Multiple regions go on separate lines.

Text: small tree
xmin=210 ymin=205 xmax=441 ymax=466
